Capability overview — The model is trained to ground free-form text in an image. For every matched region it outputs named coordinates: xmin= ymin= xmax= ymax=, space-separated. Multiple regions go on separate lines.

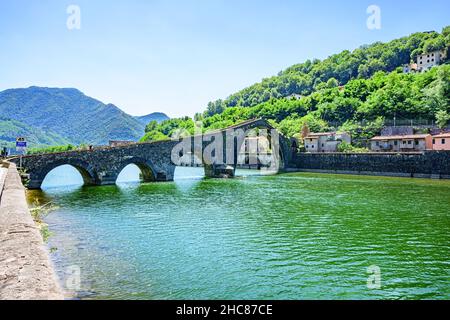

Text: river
xmin=26 ymin=165 xmax=450 ymax=300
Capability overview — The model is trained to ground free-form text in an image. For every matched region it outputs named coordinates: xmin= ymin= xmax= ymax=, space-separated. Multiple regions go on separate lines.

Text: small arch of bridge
xmin=115 ymin=157 xmax=158 ymax=183
xmin=31 ymin=159 xmax=99 ymax=189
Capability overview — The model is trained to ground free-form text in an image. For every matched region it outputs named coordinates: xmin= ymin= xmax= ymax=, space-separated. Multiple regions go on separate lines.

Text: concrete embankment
xmin=0 ymin=161 xmax=63 ymax=300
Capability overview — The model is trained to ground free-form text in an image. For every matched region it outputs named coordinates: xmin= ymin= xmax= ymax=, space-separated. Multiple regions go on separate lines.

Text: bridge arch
xmin=228 ymin=119 xmax=290 ymax=173
xmin=29 ymin=159 xmax=98 ymax=189
xmin=115 ymin=157 xmax=157 ymax=183
xmin=237 ymin=127 xmax=289 ymax=171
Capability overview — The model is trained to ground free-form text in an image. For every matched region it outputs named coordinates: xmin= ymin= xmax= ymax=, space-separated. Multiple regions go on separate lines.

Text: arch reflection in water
xmin=40 ymin=164 xmax=268 ymax=190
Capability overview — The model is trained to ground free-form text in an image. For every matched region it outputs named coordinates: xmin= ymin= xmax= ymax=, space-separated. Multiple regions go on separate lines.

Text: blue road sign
xmin=16 ymin=137 xmax=27 ymax=153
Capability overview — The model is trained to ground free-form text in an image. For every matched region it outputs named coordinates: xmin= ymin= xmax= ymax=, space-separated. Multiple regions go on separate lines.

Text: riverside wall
xmin=0 ymin=162 xmax=63 ymax=300
xmin=289 ymin=151 xmax=450 ymax=179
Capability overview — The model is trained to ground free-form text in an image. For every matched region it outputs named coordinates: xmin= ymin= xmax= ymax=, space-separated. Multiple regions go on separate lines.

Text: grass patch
xmin=30 ymin=199 xmax=59 ymax=243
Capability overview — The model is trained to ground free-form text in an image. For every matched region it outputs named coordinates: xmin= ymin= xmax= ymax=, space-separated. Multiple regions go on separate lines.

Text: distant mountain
xmin=0 ymin=117 xmax=71 ymax=147
xmin=0 ymin=87 xmax=148 ymax=147
xmin=135 ymin=112 xmax=169 ymax=125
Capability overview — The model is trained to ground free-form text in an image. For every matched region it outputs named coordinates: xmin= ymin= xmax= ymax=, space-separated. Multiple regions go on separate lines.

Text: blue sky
xmin=0 ymin=0 xmax=449 ymax=118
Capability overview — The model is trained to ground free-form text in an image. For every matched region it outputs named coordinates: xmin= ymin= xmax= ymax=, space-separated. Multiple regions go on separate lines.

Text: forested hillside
xmin=203 ymin=26 xmax=450 ymax=116
xmin=141 ymin=26 xmax=450 ymax=145
xmin=0 ymin=117 xmax=71 ymax=148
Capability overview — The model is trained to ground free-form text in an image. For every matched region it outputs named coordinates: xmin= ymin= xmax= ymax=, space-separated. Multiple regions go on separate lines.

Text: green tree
xmin=326 ymin=78 xmax=339 ymax=88
xmin=145 ymin=120 xmax=158 ymax=133
xmin=423 ymin=66 xmax=450 ymax=114
xmin=139 ymin=131 xmax=168 ymax=142
xmin=436 ymin=110 xmax=450 ymax=129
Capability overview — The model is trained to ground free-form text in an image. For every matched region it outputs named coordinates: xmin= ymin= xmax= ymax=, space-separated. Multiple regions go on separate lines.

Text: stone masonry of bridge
xmin=10 ymin=119 xmax=291 ymax=189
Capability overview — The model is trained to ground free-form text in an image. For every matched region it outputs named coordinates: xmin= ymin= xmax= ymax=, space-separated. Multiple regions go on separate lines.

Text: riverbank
xmin=0 ymin=161 xmax=63 ymax=300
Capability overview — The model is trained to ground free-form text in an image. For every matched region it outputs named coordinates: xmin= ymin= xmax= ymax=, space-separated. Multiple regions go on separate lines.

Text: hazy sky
xmin=0 ymin=0 xmax=449 ymax=118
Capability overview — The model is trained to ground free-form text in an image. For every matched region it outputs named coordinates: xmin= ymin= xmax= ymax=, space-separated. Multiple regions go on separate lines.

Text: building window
xmin=312 ymin=145 xmax=315 ymax=149
xmin=442 ymin=139 xmax=446 ymax=145
xmin=427 ymin=60 xmax=430 ymax=63
xmin=432 ymin=53 xmax=434 ymax=57
xmin=394 ymin=141 xmax=398 ymax=146
xmin=306 ymin=145 xmax=309 ymax=148
xmin=322 ymin=144 xmax=324 ymax=147
xmin=403 ymin=141 xmax=406 ymax=144
xmin=433 ymin=139 xmax=435 ymax=145
xmin=415 ymin=140 xmax=419 ymax=145
xmin=408 ymin=141 xmax=412 ymax=145
xmin=376 ymin=142 xmax=379 ymax=146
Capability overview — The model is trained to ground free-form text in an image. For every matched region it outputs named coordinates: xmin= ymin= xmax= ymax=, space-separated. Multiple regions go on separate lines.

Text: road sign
xmin=16 ymin=137 xmax=27 ymax=152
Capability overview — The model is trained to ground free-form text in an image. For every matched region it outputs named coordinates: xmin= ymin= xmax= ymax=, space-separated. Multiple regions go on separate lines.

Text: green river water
xmin=27 ymin=166 xmax=450 ymax=300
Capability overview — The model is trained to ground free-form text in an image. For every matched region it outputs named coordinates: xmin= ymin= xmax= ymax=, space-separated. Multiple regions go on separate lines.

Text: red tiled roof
xmin=305 ymin=132 xmax=337 ymax=138
xmin=433 ymin=133 xmax=450 ymax=138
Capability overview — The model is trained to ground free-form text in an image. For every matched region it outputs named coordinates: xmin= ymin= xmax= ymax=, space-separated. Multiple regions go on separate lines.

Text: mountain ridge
xmin=0 ymin=86 xmax=166 ymax=148
xmin=135 ymin=112 xmax=170 ymax=125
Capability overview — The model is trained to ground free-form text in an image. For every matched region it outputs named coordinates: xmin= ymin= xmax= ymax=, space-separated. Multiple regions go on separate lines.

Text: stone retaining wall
xmin=0 ymin=162 xmax=63 ymax=300
xmin=290 ymin=151 xmax=450 ymax=179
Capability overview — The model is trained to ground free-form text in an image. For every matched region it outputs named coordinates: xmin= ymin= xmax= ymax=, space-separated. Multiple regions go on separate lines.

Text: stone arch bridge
xmin=10 ymin=119 xmax=292 ymax=189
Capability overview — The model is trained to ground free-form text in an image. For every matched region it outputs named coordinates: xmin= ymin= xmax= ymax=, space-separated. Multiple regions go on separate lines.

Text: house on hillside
xmin=304 ymin=132 xmax=351 ymax=153
xmin=286 ymin=94 xmax=302 ymax=100
xmin=403 ymin=50 xmax=445 ymax=73
xmin=370 ymin=134 xmax=432 ymax=152
xmin=403 ymin=63 xmax=419 ymax=73
xmin=417 ymin=50 xmax=444 ymax=71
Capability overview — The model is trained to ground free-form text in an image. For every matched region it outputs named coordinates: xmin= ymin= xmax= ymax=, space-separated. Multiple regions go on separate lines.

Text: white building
xmin=286 ymin=93 xmax=302 ymax=100
xmin=304 ymin=132 xmax=351 ymax=153
xmin=370 ymin=134 xmax=432 ymax=152
xmin=416 ymin=50 xmax=444 ymax=71
xmin=403 ymin=50 xmax=445 ymax=74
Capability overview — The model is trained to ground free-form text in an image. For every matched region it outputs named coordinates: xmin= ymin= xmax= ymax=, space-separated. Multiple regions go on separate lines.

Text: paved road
xmin=0 ymin=163 xmax=63 ymax=300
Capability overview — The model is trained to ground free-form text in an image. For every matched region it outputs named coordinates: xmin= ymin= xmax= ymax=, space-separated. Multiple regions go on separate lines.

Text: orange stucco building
xmin=432 ymin=133 xmax=450 ymax=151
